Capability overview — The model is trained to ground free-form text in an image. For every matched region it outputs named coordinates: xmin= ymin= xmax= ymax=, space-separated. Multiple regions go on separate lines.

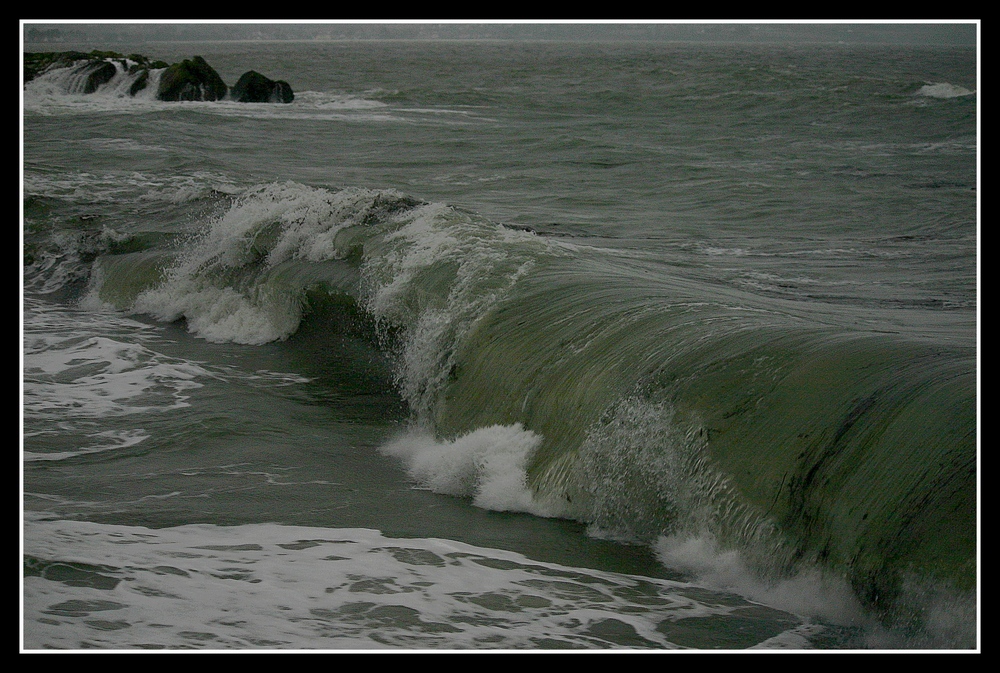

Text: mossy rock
xmin=231 ymin=70 xmax=294 ymax=103
xmin=157 ymin=55 xmax=228 ymax=101
xmin=25 ymin=51 xmax=292 ymax=105
xmin=24 ymin=51 xmax=93 ymax=82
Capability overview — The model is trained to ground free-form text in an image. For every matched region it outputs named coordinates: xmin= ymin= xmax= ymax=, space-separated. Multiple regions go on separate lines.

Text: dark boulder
xmin=24 ymin=50 xmax=170 ymax=94
xmin=128 ymin=70 xmax=150 ymax=97
xmin=24 ymin=51 xmax=120 ymax=94
xmin=80 ymin=60 xmax=118 ymax=93
xmin=124 ymin=54 xmax=169 ymax=96
xmin=25 ymin=51 xmax=292 ymax=105
xmin=24 ymin=51 xmax=90 ymax=82
xmin=230 ymin=70 xmax=294 ymax=103
xmin=157 ymin=56 xmax=228 ymax=102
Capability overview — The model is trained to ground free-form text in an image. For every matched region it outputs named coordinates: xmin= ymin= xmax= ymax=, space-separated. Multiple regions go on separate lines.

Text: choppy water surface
xmin=22 ymin=37 xmax=978 ymax=650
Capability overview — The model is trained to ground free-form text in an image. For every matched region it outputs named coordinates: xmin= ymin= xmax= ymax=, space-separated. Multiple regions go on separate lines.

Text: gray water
xmin=22 ymin=38 xmax=978 ymax=650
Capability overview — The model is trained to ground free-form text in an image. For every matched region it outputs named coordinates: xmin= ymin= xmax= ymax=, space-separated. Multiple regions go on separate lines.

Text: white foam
xmin=23 ymin=516 xmax=813 ymax=650
xmin=23 ymin=429 xmax=150 ymax=462
xmin=655 ymin=532 xmax=865 ymax=626
xmin=23 ymin=330 xmax=207 ymax=417
xmin=21 ymin=298 xmax=211 ymax=466
xmin=23 ymin=63 xmax=167 ymax=114
xmin=380 ymin=425 xmax=551 ymax=516
xmin=133 ymin=282 xmax=303 ymax=346
xmin=22 ymin=169 xmax=241 ymax=205
xmin=360 ymin=203 xmax=550 ymax=418
xmin=298 ymin=90 xmax=389 ymax=110
xmin=917 ymin=83 xmax=975 ymax=99
xmin=129 ymin=182 xmax=390 ymax=344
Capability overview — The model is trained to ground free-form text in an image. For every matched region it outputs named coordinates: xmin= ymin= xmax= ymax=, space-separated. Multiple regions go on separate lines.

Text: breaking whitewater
xmin=22 ymin=38 xmax=978 ymax=650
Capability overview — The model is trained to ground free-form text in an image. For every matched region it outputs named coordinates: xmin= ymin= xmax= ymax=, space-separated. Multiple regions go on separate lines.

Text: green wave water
xmin=79 ymin=182 xmax=976 ymax=630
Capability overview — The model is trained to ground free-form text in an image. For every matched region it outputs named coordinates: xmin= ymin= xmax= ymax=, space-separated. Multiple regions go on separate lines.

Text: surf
xmin=71 ymin=179 xmax=977 ymax=644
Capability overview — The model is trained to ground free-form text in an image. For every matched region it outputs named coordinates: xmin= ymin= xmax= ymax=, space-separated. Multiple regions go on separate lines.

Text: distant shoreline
xmin=21 ymin=22 xmax=979 ymax=47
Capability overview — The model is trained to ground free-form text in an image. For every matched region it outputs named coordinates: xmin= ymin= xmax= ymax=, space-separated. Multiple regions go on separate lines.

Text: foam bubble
xmin=360 ymin=203 xmax=549 ymax=420
xmin=23 ymin=429 xmax=151 ymax=462
xmin=128 ymin=182 xmax=392 ymax=344
xmin=133 ymin=281 xmax=303 ymax=345
xmin=22 ymin=516 xmax=815 ymax=650
xmin=655 ymin=532 xmax=865 ymax=626
xmin=23 ymin=333 xmax=207 ymax=417
xmin=916 ymin=83 xmax=975 ymax=99
xmin=381 ymin=425 xmax=551 ymax=516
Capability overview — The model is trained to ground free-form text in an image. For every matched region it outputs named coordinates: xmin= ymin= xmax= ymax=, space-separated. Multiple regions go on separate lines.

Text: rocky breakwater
xmin=23 ymin=50 xmax=294 ymax=103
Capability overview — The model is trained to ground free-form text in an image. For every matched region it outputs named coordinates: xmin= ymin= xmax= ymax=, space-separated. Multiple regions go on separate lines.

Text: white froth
xmin=23 ymin=516 xmax=812 ymax=650
xmin=655 ymin=532 xmax=864 ymax=626
xmin=133 ymin=282 xmax=303 ymax=345
xmin=23 ymin=429 xmax=151 ymax=462
xmin=361 ymin=203 xmax=548 ymax=419
xmin=129 ymin=183 xmax=383 ymax=344
xmin=24 ymin=327 xmax=207 ymax=417
xmin=21 ymin=298 xmax=211 ymax=464
xmin=381 ymin=425 xmax=550 ymax=516
xmin=22 ymin=169 xmax=240 ymax=205
xmin=916 ymin=82 xmax=975 ymax=98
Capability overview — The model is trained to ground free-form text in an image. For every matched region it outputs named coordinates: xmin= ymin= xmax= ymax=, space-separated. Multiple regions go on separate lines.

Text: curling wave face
xmin=64 ymin=179 xmax=976 ymax=641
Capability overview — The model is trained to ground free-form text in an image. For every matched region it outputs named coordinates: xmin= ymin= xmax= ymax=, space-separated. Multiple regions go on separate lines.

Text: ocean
xmin=21 ymin=36 xmax=978 ymax=650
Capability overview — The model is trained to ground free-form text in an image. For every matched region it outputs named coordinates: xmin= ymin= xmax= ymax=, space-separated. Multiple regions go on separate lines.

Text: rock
xmin=24 ymin=51 xmax=92 ymax=82
xmin=156 ymin=55 xmax=228 ymax=101
xmin=24 ymin=50 xmax=166 ymax=86
xmin=81 ymin=60 xmax=118 ymax=93
xmin=128 ymin=69 xmax=150 ymax=97
xmin=24 ymin=51 xmax=292 ymax=104
xmin=23 ymin=51 xmax=122 ymax=94
xmin=231 ymin=70 xmax=294 ymax=103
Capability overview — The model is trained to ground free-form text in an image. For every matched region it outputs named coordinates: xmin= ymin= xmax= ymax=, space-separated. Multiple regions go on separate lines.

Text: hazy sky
xmin=22 ymin=21 xmax=978 ymax=46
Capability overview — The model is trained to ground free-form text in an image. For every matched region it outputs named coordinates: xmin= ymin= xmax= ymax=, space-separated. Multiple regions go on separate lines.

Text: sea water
xmin=22 ymin=36 xmax=978 ymax=650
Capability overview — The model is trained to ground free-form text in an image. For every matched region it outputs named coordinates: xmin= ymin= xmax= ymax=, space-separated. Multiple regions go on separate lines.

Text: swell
xmin=74 ymin=180 xmax=977 ymax=634
xmin=432 ymin=255 xmax=975 ymax=594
